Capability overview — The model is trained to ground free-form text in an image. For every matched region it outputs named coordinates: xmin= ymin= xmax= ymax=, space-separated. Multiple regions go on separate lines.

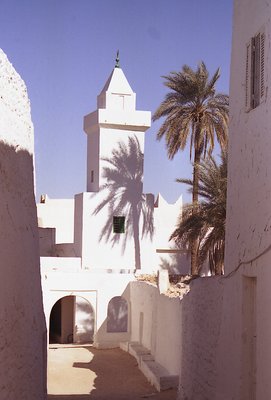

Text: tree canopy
xmin=171 ymin=152 xmax=227 ymax=275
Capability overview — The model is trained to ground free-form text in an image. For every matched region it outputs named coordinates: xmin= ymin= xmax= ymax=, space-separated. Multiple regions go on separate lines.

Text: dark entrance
xmin=49 ymin=296 xmax=74 ymax=344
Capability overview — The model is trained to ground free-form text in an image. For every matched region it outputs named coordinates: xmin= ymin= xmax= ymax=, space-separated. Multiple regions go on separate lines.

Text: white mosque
xmin=37 ymin=57 xmax=187 ymax=348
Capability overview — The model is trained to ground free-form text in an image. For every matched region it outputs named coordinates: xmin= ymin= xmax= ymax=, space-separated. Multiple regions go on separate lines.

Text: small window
xmin=246 ymin=28 xmax=265 ymax=110
xmin=113 ymin=216 xmax=125 ymax=233
xmin=90 ymin=170 xmax=94 ymax=183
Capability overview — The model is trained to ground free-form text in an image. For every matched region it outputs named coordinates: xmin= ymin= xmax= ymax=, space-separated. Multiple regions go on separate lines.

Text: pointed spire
xmin=115 ymin=50 xmax=120 ymax=68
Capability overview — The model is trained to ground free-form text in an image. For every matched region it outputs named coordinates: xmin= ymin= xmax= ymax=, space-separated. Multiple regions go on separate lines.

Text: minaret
xmin=84 ymin=53 xmax=151 ymax=192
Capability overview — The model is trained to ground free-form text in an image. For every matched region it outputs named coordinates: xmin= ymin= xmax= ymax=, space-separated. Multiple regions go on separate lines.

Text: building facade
xmin=217 ymin=1 xmax=271 ymax=399
xmin=38 ymin=63 xmax=185 ymax=348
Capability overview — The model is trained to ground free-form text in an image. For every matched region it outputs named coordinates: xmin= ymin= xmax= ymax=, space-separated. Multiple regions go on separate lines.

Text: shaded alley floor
xmin=47 ymin=345 xmax=177 ymax=400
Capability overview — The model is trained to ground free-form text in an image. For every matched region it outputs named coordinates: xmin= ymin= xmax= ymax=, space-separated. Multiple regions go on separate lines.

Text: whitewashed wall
xmin=217 ymin=1 xmax=271 ymax=399
xmin=0 ymin=49 xmax=46 ymax=399
xmin=129 ymin=278 xmax=225 ymax=392
xmin=73 ymin=191 xmax=155 ymax=272
xmin=42 ymin=270 xmax=133 ymax=348
xmin=130 ymin=281 xmax=182 ymax=376
xmin=37 ymin=197 xmax=74 ymax=243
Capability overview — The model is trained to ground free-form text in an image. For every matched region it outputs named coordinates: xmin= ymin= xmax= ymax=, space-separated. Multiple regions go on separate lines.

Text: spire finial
xmin=115 ymin=50 xmax=120 ymax=68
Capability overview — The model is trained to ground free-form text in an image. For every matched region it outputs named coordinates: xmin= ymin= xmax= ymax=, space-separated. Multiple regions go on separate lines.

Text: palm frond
xmin=173 ymin=152 xmax=227 ymax=274
xmin=153 ymin=62 xmax=229 ymax=162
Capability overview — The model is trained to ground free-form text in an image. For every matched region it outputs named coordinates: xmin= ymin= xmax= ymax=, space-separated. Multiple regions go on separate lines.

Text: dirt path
xmin=47 ymin=345 xmax=177 ymax=400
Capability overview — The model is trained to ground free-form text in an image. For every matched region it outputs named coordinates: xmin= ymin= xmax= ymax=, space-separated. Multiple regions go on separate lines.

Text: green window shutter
xmin=113 ymin=216 xmax=125 ymax=233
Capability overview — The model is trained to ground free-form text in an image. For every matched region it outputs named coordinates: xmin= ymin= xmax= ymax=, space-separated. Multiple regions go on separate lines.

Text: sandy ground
xmin=47 ymin=345 xmax=178 ymax=400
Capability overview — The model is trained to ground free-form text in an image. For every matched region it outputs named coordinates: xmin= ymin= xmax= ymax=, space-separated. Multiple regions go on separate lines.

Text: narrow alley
xmin=47 ymin=345 xmax=177 ymax=400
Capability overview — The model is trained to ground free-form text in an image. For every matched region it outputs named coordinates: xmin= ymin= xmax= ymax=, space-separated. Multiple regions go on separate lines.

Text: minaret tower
xmin=84 ymin=53 xmax=151 ymax=192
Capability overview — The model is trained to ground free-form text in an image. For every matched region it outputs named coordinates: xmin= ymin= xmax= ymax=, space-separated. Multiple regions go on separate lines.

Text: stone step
xmin=120 ymin=341 xmax=179 ymax=392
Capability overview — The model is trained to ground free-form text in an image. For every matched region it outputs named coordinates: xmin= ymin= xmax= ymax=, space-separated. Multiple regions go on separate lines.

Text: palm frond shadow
xmin=92 ymin=136 xmax=154 ymax=270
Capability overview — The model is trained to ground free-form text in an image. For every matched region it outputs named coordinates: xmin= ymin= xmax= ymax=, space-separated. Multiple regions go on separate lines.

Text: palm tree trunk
xmin=191 ymin=148 xmax=201 ymax=275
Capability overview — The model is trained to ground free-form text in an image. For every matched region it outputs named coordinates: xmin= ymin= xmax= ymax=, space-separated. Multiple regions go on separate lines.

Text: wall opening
xmin=49 ymin=295 xmax=95 ymax=344
xmin=107 ymin=296 xmax=128 ymax=332
xmin=241 ymin=276 xmax=257 ymax=400
xmin=113 ymin=216 xmax=125 ymax=233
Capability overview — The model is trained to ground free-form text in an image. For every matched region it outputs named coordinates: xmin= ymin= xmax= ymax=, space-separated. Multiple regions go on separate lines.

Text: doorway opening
xmin=49 ymin=295 xmax=95 ymax=344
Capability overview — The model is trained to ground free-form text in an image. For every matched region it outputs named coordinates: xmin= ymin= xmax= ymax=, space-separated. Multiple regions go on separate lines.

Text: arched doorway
xmin=49 ymin=295 xmax=95 ymax=344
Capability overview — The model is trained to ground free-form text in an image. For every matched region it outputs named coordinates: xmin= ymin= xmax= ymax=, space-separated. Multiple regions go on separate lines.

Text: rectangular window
xmin=246 ymin=29 xmax=265 ymax=110
xmin=90 ymin=170 xmax=94 ymax=183
xmin=113 ymin=216 xmax=125 ymax=233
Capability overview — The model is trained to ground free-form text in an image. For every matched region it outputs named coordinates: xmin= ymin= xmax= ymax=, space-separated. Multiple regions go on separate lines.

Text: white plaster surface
xmin=40 ymin=256 xmax=81 ymax=272
xmin=42 ymin=271 xmax=134 ymax=348
xmin=130 ymin=281 xmax=182 ymax=376
xmin=0 ymin=49 xmax=46 ymax=399
xmin=220 ymin=1 xmax=271 ymax=399
xmin=73 ymin=191 xmax=155 ymax=272
xmin=37 ymin=197 xmax=74 ymax=243
xmin=225 ymin=0 xmax=271 ymax=275
xmin=84 ymin=67 xmax=150 ymax=194
xmin=154 ymin=193 xmax=182 ymax=250
xmin=122 ymin=279 xmax=224 ymax=393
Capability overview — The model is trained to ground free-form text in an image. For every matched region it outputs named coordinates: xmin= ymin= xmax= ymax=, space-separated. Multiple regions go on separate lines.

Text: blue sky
xmin=0 ymin=0 xmax=233 ymax=204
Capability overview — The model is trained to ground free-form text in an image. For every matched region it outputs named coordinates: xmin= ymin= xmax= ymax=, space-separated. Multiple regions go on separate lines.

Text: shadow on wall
xmin=75 ymin=296 xmax=95 ymax=343
xmin=107 ymin=296 xmax=128 ymax=333
xmin=47 ymin=286 xmax=134 ymax=398
xmin=47 ymin=283 xmax=179 ymax=399
xmin=0 ymin=142 xmax=47 ymax=398
xmin=158 ymin=251 xmax=190 ymax=275
xmin=49 ymin=295 xmax=95 ymax=344
xmin=158 ymin=251 xmax=210 ymax=276
xmin=93 ymin=284 xmax=131 ymax=347
xmin=49 ymin=288 xmax=130 ymax=347
xmin=93 ymin=136 xmax=154 ymax=270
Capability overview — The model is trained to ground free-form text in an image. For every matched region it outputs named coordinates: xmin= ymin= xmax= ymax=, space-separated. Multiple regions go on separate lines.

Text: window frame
xmin=246 ymin=28 xmax=265 ymax=111
xmin=113 ymin=216 xmax=125 ymax=234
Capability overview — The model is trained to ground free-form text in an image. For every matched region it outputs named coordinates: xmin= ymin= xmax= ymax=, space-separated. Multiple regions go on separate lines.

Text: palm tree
xmin=93 ymin=136 xmax=154 ymax=270
xmin=170 ymin=152 xmax=227 ymax=275
xmin=153 ymin=61 xmax=229 ymax=274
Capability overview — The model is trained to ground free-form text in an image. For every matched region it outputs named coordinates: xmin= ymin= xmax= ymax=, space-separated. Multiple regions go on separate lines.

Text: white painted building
xmin=38 ymin=61 xmax=186 ymax=348
xmin=216 ymin=1 xmax=271 ymax=399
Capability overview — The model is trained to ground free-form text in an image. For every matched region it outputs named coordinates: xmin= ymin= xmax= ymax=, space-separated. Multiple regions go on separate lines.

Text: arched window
xmin=107 ymin=296 xmax=128 ymax=333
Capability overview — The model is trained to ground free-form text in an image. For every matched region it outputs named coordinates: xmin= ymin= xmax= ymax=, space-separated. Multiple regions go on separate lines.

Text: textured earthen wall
xmin=220 ymin=1 xmax=271 ymax=398
xmin=0 ymin=49 xmax=47 ymax=399
xmin=177 ymin=277 xmax=224 ymax=400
